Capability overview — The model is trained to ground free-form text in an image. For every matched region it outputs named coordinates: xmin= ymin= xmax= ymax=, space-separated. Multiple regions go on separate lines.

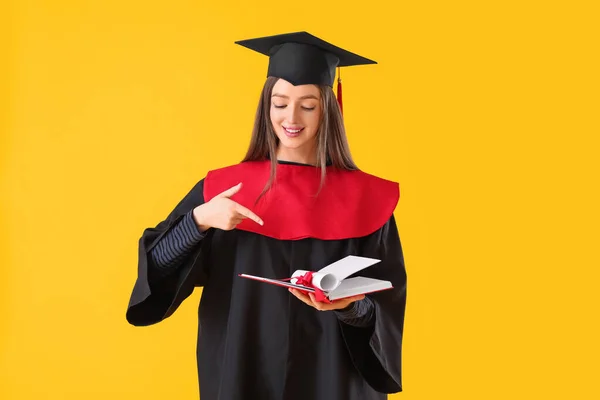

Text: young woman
xmin=126 ymin=31 xmax=407 ymax=400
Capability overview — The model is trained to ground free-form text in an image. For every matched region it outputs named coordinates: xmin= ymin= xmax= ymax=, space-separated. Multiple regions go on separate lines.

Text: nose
xmin=285 ymin=104 xmax=301 ymax=125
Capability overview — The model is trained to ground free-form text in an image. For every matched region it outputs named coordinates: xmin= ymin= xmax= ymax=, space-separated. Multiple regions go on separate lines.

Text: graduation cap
xmin=235 ymin=31 xmax=377 ymax=115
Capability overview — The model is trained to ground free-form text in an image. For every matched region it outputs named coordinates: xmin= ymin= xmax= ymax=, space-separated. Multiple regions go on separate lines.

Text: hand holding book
xmin=288 ymin=287 xmax=366 ymax=311
xmin=239 ymin=255 xmax=393 ymax=303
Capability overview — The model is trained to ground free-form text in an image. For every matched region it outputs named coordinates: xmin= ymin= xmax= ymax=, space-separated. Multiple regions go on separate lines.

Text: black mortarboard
xmin=234 ymin=31 xmax=377 ymax=88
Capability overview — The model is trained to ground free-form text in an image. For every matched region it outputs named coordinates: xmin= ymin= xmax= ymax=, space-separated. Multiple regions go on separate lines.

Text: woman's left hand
xmin=289 ymin=288 xmax=365 ymax=311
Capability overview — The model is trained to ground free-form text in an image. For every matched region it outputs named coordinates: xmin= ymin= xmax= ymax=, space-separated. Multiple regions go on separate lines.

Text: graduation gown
xmin=126 ymin=160 xmax=407 ymax=400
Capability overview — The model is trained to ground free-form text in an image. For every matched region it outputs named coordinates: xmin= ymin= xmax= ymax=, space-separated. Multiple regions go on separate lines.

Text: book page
xmin=328 ymin=277 xmax=392 ymax=301
xmin=317 ymin=255 xmax=381 ymax=282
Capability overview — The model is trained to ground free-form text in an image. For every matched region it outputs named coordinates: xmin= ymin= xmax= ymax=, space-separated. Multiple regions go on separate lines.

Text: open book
xmin=239 ymin=255 xmax=392 ymax=302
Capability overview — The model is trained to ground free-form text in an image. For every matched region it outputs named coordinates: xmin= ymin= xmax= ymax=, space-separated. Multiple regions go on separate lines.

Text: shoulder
xmin=330 ymin=168 xmax=400 ymax=208
xmin=346 ymin=168 xmax=399 ymax=194
xmin=204 ymin=161 xmax=269 ymax=186
xmin=171 ymin=177 xmax=207 ymax=212
xmin=333 ymin=169 xmax=400 ymax=234
xmin=203 ymin=161 xmax=270 ymax=201
xmin=206 ymin=161 xmax=269 ymax=177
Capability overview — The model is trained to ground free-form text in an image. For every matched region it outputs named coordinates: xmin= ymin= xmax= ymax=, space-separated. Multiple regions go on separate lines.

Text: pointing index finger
xmin=235 ymin=203 xmax=264 ymax=226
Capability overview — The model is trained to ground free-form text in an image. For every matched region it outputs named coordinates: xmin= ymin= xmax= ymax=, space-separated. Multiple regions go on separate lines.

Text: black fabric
xmin=147 ymin=200 xmax=376 ymax=328
xmin=235 ymin=31 xmax=377 ymax=87
xmin=126 ymin=179 xmax=211 ymax=325
xmin=333 ymin=296 xmax=375 ymax=327
xmin=126 ymin=173 xmax=407 ymax=400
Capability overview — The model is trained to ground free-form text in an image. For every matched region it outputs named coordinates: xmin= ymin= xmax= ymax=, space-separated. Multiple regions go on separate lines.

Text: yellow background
xmin=2 ymin=0 xmax=599 ymax=399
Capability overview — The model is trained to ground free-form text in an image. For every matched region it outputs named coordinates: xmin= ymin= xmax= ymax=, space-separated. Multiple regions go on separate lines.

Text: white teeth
xmin=284 ymin=127 xmax=302 ymax=133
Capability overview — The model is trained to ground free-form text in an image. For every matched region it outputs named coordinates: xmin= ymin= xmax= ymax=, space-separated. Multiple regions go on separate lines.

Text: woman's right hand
xmin=192 ymin=182 xmax=263 ymax=232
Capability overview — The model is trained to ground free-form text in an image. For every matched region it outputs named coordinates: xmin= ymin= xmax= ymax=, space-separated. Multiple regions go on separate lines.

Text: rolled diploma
xmin=291 ymin=270 xmax=340 ymax=292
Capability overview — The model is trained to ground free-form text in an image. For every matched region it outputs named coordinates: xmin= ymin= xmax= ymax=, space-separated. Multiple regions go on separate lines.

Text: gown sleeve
xmin=338 ymin=214 xmax=407 ymax=393
xmin=125 ymin=178 xmax=212 ymax=327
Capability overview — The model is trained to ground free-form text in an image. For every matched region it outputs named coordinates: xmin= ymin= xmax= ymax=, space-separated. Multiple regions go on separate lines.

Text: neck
xmin=276 ymin=144 xmax=318 ymax=166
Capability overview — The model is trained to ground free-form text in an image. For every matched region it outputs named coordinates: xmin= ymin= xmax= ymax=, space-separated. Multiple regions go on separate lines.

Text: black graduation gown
xmin=126 ymin=163 xmax=407 ymax=400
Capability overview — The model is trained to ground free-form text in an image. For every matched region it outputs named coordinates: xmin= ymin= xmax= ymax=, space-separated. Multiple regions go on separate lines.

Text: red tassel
xmin=336 ymin=68 xmax=343 ymax=115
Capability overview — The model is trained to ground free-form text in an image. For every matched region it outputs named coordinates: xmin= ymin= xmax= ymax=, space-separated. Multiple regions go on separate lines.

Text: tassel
xmin=336 ymin=67 xmax=343 ymax=115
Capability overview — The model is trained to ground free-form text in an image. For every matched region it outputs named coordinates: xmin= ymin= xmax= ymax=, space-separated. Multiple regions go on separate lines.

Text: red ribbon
xmin=286 ymin=271 xmax=332 ymax=304
xmin=337 ymin=74 xmax=343 ymax=116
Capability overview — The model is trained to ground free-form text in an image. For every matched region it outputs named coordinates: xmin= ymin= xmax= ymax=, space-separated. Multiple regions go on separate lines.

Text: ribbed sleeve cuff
xmin=150 ymin=210 xmax=206 ymax=271
xmin=334 ymin=296 xmax=375 ymax=327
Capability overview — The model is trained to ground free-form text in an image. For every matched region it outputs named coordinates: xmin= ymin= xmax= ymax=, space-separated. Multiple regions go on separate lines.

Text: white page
xmin=329 ymin=277 xmax=392 ymax=301
xmin=317 ymin=255 xmax=381 ymax=282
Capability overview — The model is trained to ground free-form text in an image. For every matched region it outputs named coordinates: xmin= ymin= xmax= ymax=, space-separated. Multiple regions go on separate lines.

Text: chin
xmin=276 ymin=133 xmax=308 ymax=148
xmin=278 ymin=139 xmax=307 ymax=150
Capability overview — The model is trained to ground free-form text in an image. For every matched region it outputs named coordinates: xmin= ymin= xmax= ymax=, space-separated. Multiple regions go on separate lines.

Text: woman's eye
xmin=273 ymin=104 xmax=315 ymax=111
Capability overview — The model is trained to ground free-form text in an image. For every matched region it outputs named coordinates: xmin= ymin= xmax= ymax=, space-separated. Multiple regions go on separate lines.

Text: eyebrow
xmin=272 ymin=93 xmax=320 ymax=100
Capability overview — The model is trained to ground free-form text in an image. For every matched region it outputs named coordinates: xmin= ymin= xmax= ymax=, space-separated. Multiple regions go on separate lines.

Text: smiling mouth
xmin=283 ymin=126 xmax=304 ymax=134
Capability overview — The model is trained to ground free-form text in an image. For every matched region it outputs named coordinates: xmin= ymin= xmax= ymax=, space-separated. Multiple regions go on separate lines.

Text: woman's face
xmin=270 ymin=78 xmax=322 ymax=155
